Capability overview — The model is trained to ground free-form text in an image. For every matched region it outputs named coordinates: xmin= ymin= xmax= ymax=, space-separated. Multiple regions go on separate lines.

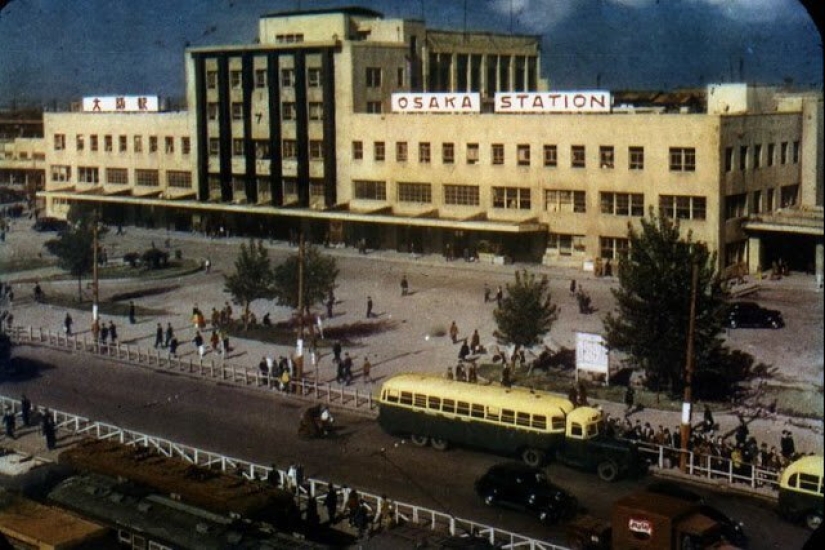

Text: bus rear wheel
xmin=410 ymin=434 xmax=429 ymax=447
xmin=806 ymin=511 xmax=822 ymax=531
xmin=430 ymin=437 xmax=449 ymax=451
xmin=522 ymin=448 xmax=546 ymax=468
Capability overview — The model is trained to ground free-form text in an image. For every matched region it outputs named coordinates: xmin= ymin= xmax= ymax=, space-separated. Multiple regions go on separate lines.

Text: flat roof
xmin=262 ymin=6 xmax=383 ymax=19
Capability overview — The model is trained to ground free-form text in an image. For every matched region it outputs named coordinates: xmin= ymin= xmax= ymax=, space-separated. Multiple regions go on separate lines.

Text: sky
xmin=0 ymin=0 xmax=821 ymax=108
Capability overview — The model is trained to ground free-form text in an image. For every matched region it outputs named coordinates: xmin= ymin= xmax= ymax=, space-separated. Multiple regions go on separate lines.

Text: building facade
xmin=27 ymin=6 xmax=824 ymax=277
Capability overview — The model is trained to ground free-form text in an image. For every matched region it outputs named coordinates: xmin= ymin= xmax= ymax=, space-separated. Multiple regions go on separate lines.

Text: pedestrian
xmin=703 ymin=404 xmax=715 ymax=432
xmin=458 ymin=340 xmax=470 ymax=360
xmin=781 ymin=430 xmax=796 ymax=460
xmin=366 ymin=296 xmax=374 ymax=318
xmin=169 ymin=336 xmax=179 ymax=357
xmin=128 ymin=300 xmax=136 ymax=324
xmin=108 ymin=320 xmax=117 ymax=344
xmin=570 ymin=279 xmax=577 ymax=294
xmin=484 ymin=284 xmax=491 ymax=303
xmin=41 ymin=410 xmax=56 ymax=450
xmin=342 ymin=353 xmax=353 ymax=385
xmin=33 ymin=281 xmax=43 ymax=302
xmin=164 ymin=322 xmax=174 ymax=348
xmin=455 ymin=362 xmax=466 ymax=382
xmin=502 ymin=363 xmax=511 ymax=387
xmin=400 ymin=275 xmax=409 ymax=296
xmin=449 ymin=321 xmax=459 ymax=343
xmin=324 ymin=484 xmax=339 ymax=525
xmin=64 ymin=312 xmax=73 ymax=335
xmin=210 ymin=330 xmax=220 ymax=352
xmin=624 ymin=385 xmax=635 ymax=416
xmin=204 ymin=257 xmax=211 ymax=273
xmin=193 ymin=331 xmax=205 ymax=358
xmin=446 ymin=365 xmax=454 ymax=380
xmin=495 ymin=285 xmax=503 ymax=308
xmin=470 ymin=329 xmax=480 ymax=353
xmin=3 ymin=406 xmax=15 ymax=439
xmin=20 ymin=394 xmax=32 ymax=426
xmin=154 ymin=323 xmax=163 ymax=348
xmin=362 ymin=356 xmax=372 ymax=383
xmin=305 ymin=495 xmax=320 ymax=528
xmin=100 ymin=321 xmax=109 ymax=344
xmin=467 ymin=362 xmax=477 ymax=383
xmin=326 ymin=293 xmax=334 ymax=318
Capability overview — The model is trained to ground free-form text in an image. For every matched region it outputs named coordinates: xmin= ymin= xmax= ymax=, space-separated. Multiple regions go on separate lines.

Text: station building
xmin=22 ymin=6 xmax=825 ymax=277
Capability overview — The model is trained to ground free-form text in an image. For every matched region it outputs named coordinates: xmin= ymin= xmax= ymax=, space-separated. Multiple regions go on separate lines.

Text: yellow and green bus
xmin=377 ymin=374 xmax=647 ymax=481
xmin=778 ymin=455 xmax=823 ymax=530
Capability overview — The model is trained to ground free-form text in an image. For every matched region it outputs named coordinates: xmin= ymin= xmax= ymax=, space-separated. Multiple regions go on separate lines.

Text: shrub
xmin=174 ymin=249 xmax=183 ymax=260
xmin=141 ymin=248 xmax=169 ymax=269
xmin=122 ymin=252 xmax=140 ymax=268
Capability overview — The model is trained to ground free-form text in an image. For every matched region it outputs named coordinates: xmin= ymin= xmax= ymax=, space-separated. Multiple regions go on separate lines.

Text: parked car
xmin=32 ymin=217 xmax=69 ymax=232
xmin=474 ymin=462 xmax=577 ymax=524
xmin=726 ymin=301 xmax=784 ymax=329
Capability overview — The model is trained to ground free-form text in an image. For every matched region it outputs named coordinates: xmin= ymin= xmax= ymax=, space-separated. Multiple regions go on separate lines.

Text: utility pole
xmin=680 ymin=260 xmax=699 ymax=472
xmin=295 ymin=230 xmax=305 ymax=383
xmin=91 ymin=213 xmax=100 ymax=339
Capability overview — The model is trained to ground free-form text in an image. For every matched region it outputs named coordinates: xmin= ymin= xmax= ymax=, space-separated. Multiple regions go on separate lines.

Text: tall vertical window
xmin=232 ymin=139 xmax=244 ymax=156
xmin=396 ymin=141 xmax=408 ymax=162
xmin=739 ymin=146 xmax=748 ymax=171
xmin=133 ymin=136 xmax=143 ymax=153
xmin=309 ymin=140 xmax=323 ymax=160
xmin=767 ymin=143 xmax=775 ymax=167
xmin=149 ymin=136 xmax=158 ymax=153
xmin=467 ymin=143 xmax=480 ymax=165
xmin=181 ymin=137 xmax=191 ymax=155
xmin=230 ymin=70 xmax=242 ymax=88
xmin=90 ymin=135 xmax=98 ymax=152
xmin=76 ymin=134 xmax=85 ymax=151
xmin=307 ymin=68 xmax=322 ymax=87
xmin=543 ymin=145 xmax=557 ymax=167
xmin=231 ymin=103 xmax=243 ymax=120
xmin=571 ymin=145 xmax=586 ymax=168
xmin=352 ymin=141 xmax=363 ymax=160
xmin=780 ymin=142 xmax=788 ymax=164
xmin=282 ymin=102 xmax=296 ymax=121
xmin=206 ymin=70 xmax=218 ymax=89
xmin=165 ymin=136 xmax=174 ymax=154
xmin=104 ymin=135 xmax=113 ymax=152
xmin=754 ymin=144 xmax=762 ymax=169
xmin=599 ymin=146 xmax=614 ymax=168
xmin=629 ymin=146 xmax=644 ymax=170
xmin=442 ymin=143 xmax=455 ymax=164
xmin=281 ymin=69 xmax=294 ymax=87
xmin=366 ymin=67 xmax=382 ymax=87
xmin=254 ymin=69 xmax=267 ymax=88
xmin=492 ymin=144 xmax=504 ymax=165
xmin=669 ymin=147 xmax=696 ymax=171
xmin=374 ymin=141 xmax=385 ymax=162
xmin=207 ymin=103 xmax=219 ymax=121
xmin=208 ymin=138 xmax=219 ymax=155
xmin=119 ymin=135 xmax=127 ymax=152
xmin=54 ymin=134 xmax=66 ymax=151
xmin=517 ymin=144 xmax=531 ymax=166
xmin=792 ymin=141 xmax=800 ymax=163
xmin=725 ymin=147 xmax=734 ymax=172
xmin=418 ymin=142 xmax=431 ymax=163
xmin=308 ymin=103 xmax=324 ymax=120
xmin=282 ymin=140 xmax=297 ymax=159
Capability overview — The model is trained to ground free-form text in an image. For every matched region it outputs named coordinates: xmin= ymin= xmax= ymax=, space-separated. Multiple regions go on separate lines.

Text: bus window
xmin=442 ymin=399 xmax=456 ymax=413
xmin=414 ymin=394 xmax=427 ymax=408
xmin=384 ymin=389 xmax=399 ymax=403
xmin=428 ymin=396 xmax=441 ymax=410
xmin=457 ymin=401 xmax=470 ymax=416
xmin=400 ymin=392 xmax=413 ymax=406
xmin=471 ymin=404 xmax=485 ymax=418
xmin=532 ymin=415 xmax=547 ymax=430
xmin=570 ymin=423 xmax=584 ymax=437
xmin=486 ymin=406 xmax=500 ymax=421
xmin=501 ymin=409 xmax=516 ymax=424
xmin=800 ymin=473 xmax=821 ymax=493
xmin=516 ymin=412 xmax=531 ymax=427
xmin=552 ymin=417 xmax=566 ymax=432
xmin=587 ymin=422 xmax=599 ymax=437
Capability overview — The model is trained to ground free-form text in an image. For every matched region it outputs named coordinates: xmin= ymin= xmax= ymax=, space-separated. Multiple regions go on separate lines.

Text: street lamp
xmin=91 ymin=212 xmax=101 ymax=339
xmin=680 ymin=260 xmax=699 ymax=472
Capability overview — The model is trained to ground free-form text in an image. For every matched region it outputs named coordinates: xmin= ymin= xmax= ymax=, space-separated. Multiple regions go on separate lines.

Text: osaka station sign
xmin=82 ymin=95 xmax=159 ymax=113
xmin=391 ymin=93 xmax=481 ymax=113
xmin=495 ymin=91 xmax=611 ymax=113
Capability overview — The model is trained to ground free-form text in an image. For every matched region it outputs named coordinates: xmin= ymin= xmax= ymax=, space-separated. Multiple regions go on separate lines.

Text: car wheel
xmin=410 ymin=434 xmax=429 ymax=447
xmin=430 ymin=437 xmax=449 ymax=451
xmin=483 ymin=493 xmax=496 ymax=506
xmin=597 ymin=460 xmax=619 ymax=482
xmin=806 ymin=511 xmax=822 ymax=531
xmin=522 ymin=448 xmax=546 ymax=468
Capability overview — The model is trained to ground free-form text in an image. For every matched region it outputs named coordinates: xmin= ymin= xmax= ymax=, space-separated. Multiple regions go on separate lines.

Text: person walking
xmin=3 ymin=406 xmax=15 ymax=439
xmin=400 ymin=275 xmax=409 ymax=296
xmin=624 ymin=385 xmax=635 ymax=417
xmin=495 ymin=286 xmax=503 ymax=308
xmin=20 ymin=394 xmax=32 ymax=426
xmin=64 ymin=312 xmax=73 ymax=336
xmin=470 ymin=329 xmax=480 ymax=353
xmin=484 ymin=284 xmax=491 ymax=303
xmin=169 ymin=336 xmax=179 ymax=357
xmin=154 ymin=323 xmax=163 ymax=348
xmin=449 ymin=321 xmax=459 ymax=344
xmin=324 ymin=484 xmax=339 ymax=525
xmin=366 ymin=296 xmax=374 ymax=318
xmin=164 ymin=322 xmax=174 ymax=348
xmin=108 ymin=320 xmax=118 ymax=345
xmin=193 ymin=331 xmax=205 ymax=358
xmin=362 ymin=356 xmax=372 ymax=383
xmin=41 ymin=410 xmax=56 ymax=450
xmin=128 ymin=300 xmax=136 ymax=324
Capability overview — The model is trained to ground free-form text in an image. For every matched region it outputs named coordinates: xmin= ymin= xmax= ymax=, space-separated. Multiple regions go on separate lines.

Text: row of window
xmin=353 ymin=141 xmax=696 ymax=171
xmin=207 ymin=138 xmax=324 ymax=159
xmin=50 ymin=165 xmax=191 ymax=188
xmin=54 ymin=134 xmax=191 ymax=156
xmin=206 ymin=66 xmax=323 ymax=91
xmin=547 ymin=234 xmax=630 ymax=260
xmin=207 ymin=101 xmax=325 ymax=122
xmin=725 ymin=141 xmax=800 ymax=171
xmin=724 ymin=185 xmax=799 ymax=219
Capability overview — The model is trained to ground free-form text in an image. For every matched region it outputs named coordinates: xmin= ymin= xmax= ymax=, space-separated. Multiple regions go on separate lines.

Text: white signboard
xmin=495 ymin=91 xmax=611 ymax=113
xmin=391 ymin=93 xmax=480 ymax=113
xmin=82 ymin=95 xmax=159 ymax=112
xmin=576 ymin=332 xmax=609 ymax=374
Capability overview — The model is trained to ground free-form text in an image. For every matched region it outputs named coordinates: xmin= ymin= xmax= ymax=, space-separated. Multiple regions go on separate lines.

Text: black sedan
xmin=726 ymin=301 xmax=784 ymax=329
xmin=474 ymin=462 xmax=577 ymax=524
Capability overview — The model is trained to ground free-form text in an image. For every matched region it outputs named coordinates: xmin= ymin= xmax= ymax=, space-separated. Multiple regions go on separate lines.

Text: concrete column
xmin=747 ymin=236 xmax=762 ymax=275
xmin=495 ymin=55 xmax=501 ymax=93
xmin=480 ymin=54 xmax=487 ymax=96
xmin=509 ymin=55 xmax=516 ymax=92
xmin=450 ymin=53 xmax=457 ymax=92
xmin=421 ymin=46 xmax=428 ymax=92
xmin=816 ymin=242 xmax=824 ymax=290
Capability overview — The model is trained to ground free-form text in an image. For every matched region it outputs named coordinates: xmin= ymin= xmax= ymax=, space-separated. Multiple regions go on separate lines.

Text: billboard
xmin=495 ymin=91 xmax=611 ymax=113
xmin=576 ymin=332 xmax=609 ymax=374
xmin=391 ymin=93 xmax=480 ymax=113
xmin=82 ymin=95 xmax=159 ymax=112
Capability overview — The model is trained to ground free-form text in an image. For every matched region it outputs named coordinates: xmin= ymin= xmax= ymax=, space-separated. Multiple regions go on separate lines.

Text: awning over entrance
xmin=743 ymin=207 xmax=824 ymax=237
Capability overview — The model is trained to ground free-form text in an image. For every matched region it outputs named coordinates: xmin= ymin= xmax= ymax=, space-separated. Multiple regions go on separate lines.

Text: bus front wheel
xmin=410 ymin=434 xmax=429 ymax=447
xmin=597 ymin=460 xmax=619 ymax=482
xmin=430 ymin=437 xmax=449 ymax=451
xmin=806 ymin=511 xmax=822 ymax=531
xmin=522 ymin=448 xmax=546 ymax=468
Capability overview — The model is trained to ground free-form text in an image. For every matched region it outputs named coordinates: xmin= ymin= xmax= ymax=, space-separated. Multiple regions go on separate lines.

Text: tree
xmin=224 ymin=240 xmax=277 ymax=330
xmin=603 ymin=212 xmax=727 ymax=396
xmin=44 ymin=224 xmax=95 ymax=302
xmin=493 ymin=269 xmax=559 ymax=350
xmin=272 ymin=244 xmax=338 ymax=317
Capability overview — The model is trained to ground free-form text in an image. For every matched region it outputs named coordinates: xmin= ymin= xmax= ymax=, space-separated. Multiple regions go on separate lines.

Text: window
xmin=119 ymin=135 xmax=128 ymax=152
xmin=353 ymin=180 xmax=387 ymax=200
xmin=136 ymin=169 xmax=159 ymax=187
xmin=309 ymin=102 xmax=324 ymax=120
xmin=754 ymin=144 xmax=762 ymax=169
xmin=133 ymin=136 xmax=143 ymax=153
xmin=104 ymin=135 xmax=113 ymax=152
xmin=669 ymin=147 xmax=696 ymax=171
xmin=105 ymin=168 xmax=128 ymax=185
xmin=149 ymin=136 xmax=158 ymax=153
xmin=600 ymin=236 xmax=630 ymax=260
xmin=276 ymin=33 xmax=304 ymax=44
xmin=374 ymin=141 xmax=385 ymax=162
xmin=208 ymin=138 xmax=219 ymax=155
xmin=309 ymin=140 xmax=323 ymax=160
xmin=780 ymin=142 xmax=788 ymax=164
xmin=78 ymin=166 xmax=99 ymax=184
xmin=398 ymin=182 xmax=432 ymax=203
xmin=307 ymin=67 xmax=322 ymax=87
xmin=545 ymin=190 xmax=586 ymax=213
xmin=600 ymin=192 xmax=644 ymax=216
xmin=282 ymin=102 xmax=296 ymax=121
xmin=571 ymin=145 xmax=585 ymax=168
xmin=165 ymin=136 xmax=174 ymax=154
xmin=230 ymin=70 xmax=242 ymax=89
xmin=792 ymin=141 xmax=800 ymax=163
xmin=547 ymin=233 xmax=585 ymax=256
xmin=396 ymin=141 xmax=408 ymax=162
xmin=725 ymin=147 xmax=734 ymax=172
xmin=752 ymin=190 xmax=762 ymax=214
xmin=254 ymin=69 xmax=267 ymax=88
xmin=50 ymin=165 xmax=71 ymax=182
xmin=90 ymin=135 xmax=98 ymax=152
xmin=254 ymin=140 xmax=270 ymax=159
xmin=352 ymin=141 xmax=363 ymax=160
xmin=232 ymin=139 xmax=244 ymax=156
xmin=599 ymin=146 xmax=614 ymax=168
xmin=281 ymin=69 xmax=294 ymax=87
xmin=282 ymin=178 xmax=297 ymax=196
xmin=659 ymin=195 xmax=706 ymax=220
xmin=766 ymin=188 xmax=775 ymax=212
xmin=282 ymin=139 xmax=297 ymax=159
xmin=739 ymin=146 xmax=748 ymax=171
xmin=767 ymin=143 xmax=775 ymax=167
xmin=517 ymin=144 xmax=531 ymax=166
xmin=467 ymin=143 xmax=479 ymax=165
xmin=397 ymin=67 xmax=404 ymax=86
xmin=492 ymin=144 xmax=504 ymax=165
xmin=493 ymin=187 xmax=531 ymax=210
xmin=366 ymin=67 xmax=382 ymax=87
xmin=207 ymin=102 xmax=219 ymax=121
xmin=167 ymin=171 xmax=192 ymax=188
xmin=181 ymin=137 xmax=191 ymax=155
xmin=725 ymin=193 xmax=747 ymax=219
xmin=366 ymin=101 xmax=382 ymax=113
xmin=418 ymin=142 xmax=431 ymax=163
xmin=206 ymin=70 xmax=218 ymax=89
xmin=54 ymin=134 xmax=66 ymax=151
xmin=232 ymin=102 xmax=243 ymax=120
xmin=444 ymin=184 xmax=480 ymax=206
xmin=781 ymin=184 xmax=799 ymax=207
xmin=629 ymin=146 xmax=644 ymax=170
xmin=442 ymin=143 xmax=455 ymax=164
xmin=543 ymin=145 xmax=557 ymax=167
xmin=76 ymin=134 xmax=85 ymax=151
